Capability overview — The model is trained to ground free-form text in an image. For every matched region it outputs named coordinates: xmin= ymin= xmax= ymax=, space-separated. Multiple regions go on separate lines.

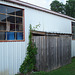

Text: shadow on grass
xmin=30 ymin=58 xmax=75 ymax=75
xmin=15 ymin=58 xmax=75 ymax=75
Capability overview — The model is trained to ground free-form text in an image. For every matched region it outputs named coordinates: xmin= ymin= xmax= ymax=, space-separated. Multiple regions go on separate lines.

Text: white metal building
xmin=0 ymin=0 xmax=75 ymax=75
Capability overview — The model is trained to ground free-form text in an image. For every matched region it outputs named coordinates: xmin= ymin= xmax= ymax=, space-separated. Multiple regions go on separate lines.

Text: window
xmin=72 ymin=22 xmax=75 ymax=39
xmin=0 ymin=5 xmax=24 ymax=41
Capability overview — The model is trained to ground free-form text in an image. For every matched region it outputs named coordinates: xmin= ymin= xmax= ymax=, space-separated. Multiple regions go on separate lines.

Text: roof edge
xmin=31 ymin=30 xmax=72 ymax=36
xmin=3 ymin=0 xmax=75 ymax=21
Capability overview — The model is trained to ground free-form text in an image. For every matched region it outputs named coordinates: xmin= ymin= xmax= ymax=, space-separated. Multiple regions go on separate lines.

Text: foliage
xmin=19 ymin=24 xmax=37 ymax=74
xmin=50 ymin=0 xmax=75 ymax=18
xmin=50 ymin=0 xmax=65 ymax=14
xmin=65 ymin=0 xmax=75 ymax=18
xmin=32 ymin=23 xmax=40 ymax=31
xmin=30 ymin=58 xmax=75 ymax=75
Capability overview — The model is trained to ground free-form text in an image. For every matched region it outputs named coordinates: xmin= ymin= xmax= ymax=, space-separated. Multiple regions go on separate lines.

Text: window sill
xmin=72 ymin=38 xmax=75 ymax=40
xmin=0 ymin=40 xmax=25 ymax=42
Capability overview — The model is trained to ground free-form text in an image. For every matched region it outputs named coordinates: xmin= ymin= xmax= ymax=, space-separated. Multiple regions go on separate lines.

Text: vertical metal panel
xmin=0 ymin=1 xmax=73 ymax=75
xmin=0 ymin=42 xmax=27 ymax=75
xmin=0 ymin=1 xmax=27 ymax=75
xmin=72 ymin=40 xmax=75 ymax=57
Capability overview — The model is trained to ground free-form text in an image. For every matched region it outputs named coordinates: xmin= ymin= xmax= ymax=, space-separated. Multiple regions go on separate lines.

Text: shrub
xmin=19 ymin=24 xmax=37 ymax=74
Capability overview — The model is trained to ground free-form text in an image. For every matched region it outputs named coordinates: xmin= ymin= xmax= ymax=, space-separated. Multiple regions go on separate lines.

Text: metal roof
xmin=31 ymin=30 xmax=72 ymax=36
xmin=2 ymin=0 xmax=75 ymax=21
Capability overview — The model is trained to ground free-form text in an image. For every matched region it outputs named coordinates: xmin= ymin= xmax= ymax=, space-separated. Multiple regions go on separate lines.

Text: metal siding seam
xmin=7 ymin=43 xmax=9 ymax=75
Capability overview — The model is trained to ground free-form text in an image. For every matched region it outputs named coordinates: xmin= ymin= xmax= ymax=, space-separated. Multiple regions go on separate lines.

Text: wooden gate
xmin=32 ymin=31 xmax=71 ymax=71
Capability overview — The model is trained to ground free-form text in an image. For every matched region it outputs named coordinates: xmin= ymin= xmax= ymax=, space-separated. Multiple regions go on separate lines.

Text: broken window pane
xmin=7 ymin=15 xmax=15 ymax=23
xmin=0 ymin=14 xmax=6 ymax=22
xmin=7 ymin=6 xmax=16 ymax=15
xmin=0 ymin=5 xmax=23 ymax=41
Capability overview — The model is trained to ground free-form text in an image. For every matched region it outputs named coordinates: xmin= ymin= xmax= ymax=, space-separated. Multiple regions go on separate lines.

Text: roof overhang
xmin=2 ymin=0 xmax=75 ymax=21
xmin=31 ymin=30 xmax=72 ymax=36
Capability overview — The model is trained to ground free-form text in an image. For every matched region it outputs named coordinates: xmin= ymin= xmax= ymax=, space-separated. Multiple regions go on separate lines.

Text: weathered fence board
xmin=57 ymin=37 xmax=61 ymax=68
xmin=32 ymin=31 xmax=71 ymax=72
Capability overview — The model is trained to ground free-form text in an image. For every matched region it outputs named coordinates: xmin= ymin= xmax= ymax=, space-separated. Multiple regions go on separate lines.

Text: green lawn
xmin=31 ymin=58 xmax=75 ymax=75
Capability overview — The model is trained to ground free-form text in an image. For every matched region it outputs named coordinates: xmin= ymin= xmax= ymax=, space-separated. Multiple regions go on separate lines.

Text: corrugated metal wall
xmin=71 ymin=41 xmax=75 ymax=57
xmin=0 ymin=1 xmax=74 ymax=75
xmin=0 ymin=42 xmax=27 ymax=75
xmin=0 ymin=1 xmax=28 ymax=75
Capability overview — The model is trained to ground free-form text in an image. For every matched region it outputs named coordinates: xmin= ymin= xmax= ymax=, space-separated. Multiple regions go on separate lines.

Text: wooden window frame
xmin=72 ymin=21 xmax=75 ymax=40
xmin=0 ymin=4 xmax=25 ymax=42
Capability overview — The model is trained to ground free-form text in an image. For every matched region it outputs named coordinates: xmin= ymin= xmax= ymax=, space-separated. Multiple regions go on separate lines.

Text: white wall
xmin=26 ymin=7 xmax=71 ymax=33
xmin=0 ymin=1 xmax=74 ymax=75
xmin=0 ymin=1 xmax=28 ymax=75
xmin=71 ymin=40 xmax=75 ymax=57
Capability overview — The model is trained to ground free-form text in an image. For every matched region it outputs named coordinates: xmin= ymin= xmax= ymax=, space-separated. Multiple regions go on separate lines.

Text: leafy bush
xmin=19 ymin=24 xmax=37 ymax=74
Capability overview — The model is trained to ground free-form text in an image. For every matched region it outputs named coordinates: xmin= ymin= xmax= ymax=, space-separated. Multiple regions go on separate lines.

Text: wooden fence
xmin=32 ymin=31 xmax=71 ymax=71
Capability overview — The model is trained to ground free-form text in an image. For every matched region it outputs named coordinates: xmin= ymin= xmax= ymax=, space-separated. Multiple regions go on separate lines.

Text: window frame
xmin=72 ymin=21 xmax=75 ymax=40
xmin=0 ymin=4 xmax=25 ymax=42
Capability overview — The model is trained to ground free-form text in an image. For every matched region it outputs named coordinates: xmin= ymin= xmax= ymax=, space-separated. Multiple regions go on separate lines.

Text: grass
xmin=31 ymin=58 xmax=75 ymax=75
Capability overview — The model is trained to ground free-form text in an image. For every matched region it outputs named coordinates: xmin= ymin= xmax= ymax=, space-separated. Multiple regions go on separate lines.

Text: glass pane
xmin=10 ymin=24 xmax=15 ymax=31
xmin=16 ymin=32 xmax=23 ymax=40
xmin=16 ymin=25 xmax=23 ymax=31
xmin=7 ymin=32 xmax=15 ymax=40
xmin=7 ymin=15 xmax=15 ymax=23
xmin=0 ymin=5 xmax=6 ymax=13
xmin=0 ymin=22 xmax=6 ymax=30
xmin=7 ymin=6 xmax=15 ymax=15
xmin=16 ymin=9 xmax=23 ymax=16
xmin=0 ymin=14 xmax=6 ymax=22
xmin=72 ymin=26 xmax=75 ymax=33
xmin=72 ymin=22 xmax=75 ymax=26
xmin=72 ymin=35 xmax=75 ymax=39
xmin=0 ymin=32 xmax=6 ymax=40
xmin=16 ymin=17 xmax=22 ymax=24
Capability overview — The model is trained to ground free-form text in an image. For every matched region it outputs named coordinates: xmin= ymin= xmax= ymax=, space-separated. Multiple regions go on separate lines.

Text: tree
xmin=65 ymin=0 xmax=75 ymax=18
xmin=50 ymin=0 xmax=65 ymax=14
xmin=19 ymin=25 xmax=37 ymax=74
xmin=50 ymin=0 xmax=75 ymax=18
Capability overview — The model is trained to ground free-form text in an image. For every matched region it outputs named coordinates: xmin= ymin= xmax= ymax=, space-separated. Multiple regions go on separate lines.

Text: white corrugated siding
xmin=71 ymin=40 xmax=75 ymax=57
xmin=0 ymin=42 xmax=28 ymax=75
xmin=0 ymin=1 xmax=29 ymax=75
xmin=0 ymin=1 xmax=74 ymax=75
